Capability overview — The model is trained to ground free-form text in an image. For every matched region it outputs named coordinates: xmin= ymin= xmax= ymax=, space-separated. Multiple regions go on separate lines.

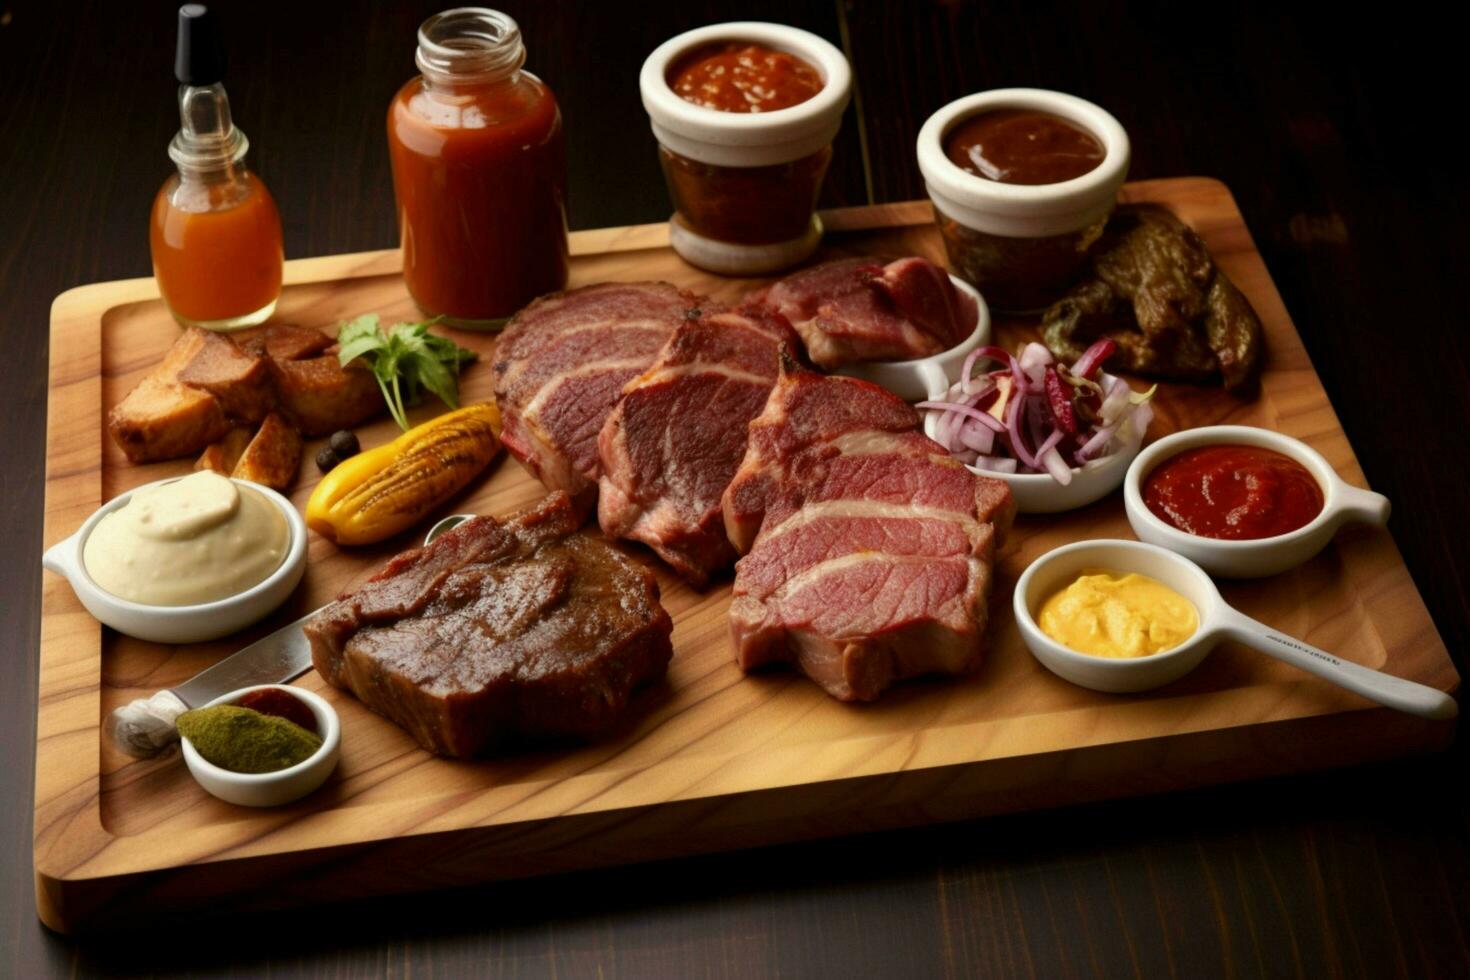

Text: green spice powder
xmin=178 ymin=704 xmax=323 ymax=774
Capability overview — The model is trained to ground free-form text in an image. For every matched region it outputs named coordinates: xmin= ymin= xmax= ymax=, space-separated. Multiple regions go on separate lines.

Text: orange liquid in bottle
xmin=150 ymin=170 xmax=283 ymax=327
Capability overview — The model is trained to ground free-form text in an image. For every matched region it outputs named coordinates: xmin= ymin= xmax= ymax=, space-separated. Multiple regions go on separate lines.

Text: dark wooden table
xmin=4 ymin=1 xmax=1466 ymax=975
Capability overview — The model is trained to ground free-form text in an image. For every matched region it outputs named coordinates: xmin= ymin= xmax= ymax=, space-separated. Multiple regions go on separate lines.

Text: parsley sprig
xmin=337 ymin=315 xmax=478 ymax=431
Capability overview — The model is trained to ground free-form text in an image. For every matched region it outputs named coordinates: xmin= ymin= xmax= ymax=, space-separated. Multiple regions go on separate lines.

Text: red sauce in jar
xmin=1143 ymin=444 xmax=1325 ymax=540
xmin=945 ymin=110 xmax=1105 ymax=185
xmin=668 ymin=42 xmax=824 ymax=113
xmin=387 ymin=72 xmax=568 ymax=324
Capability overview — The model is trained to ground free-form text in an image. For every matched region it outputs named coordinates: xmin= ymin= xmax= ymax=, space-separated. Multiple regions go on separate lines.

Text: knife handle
xmin=108 ymin=690 xmax=190 ymax=758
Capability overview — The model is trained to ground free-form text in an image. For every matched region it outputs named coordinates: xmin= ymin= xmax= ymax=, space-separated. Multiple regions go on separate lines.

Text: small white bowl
xmin=916 ymin=88 xmax=1130 ymax=241
xmin=640 ymin=22 xmax=852 ymax=170
xmin=919 ymin=366 xmax=1143 ymax=514
xmin=181 ymin=685 xmax=341 ymax=807
xmin=1014 ymin=539 xmax=1456 ymax=719
xmin=1124 ymin=425 xmax=1390 ymax=579
xmin=41 ymin=476 xmax=307 ymax=644
xmin=1014 ymin=539 xmax=1220 ymax=692
xmin=833 ymin=275 xmax=990 ymax=401
xmin=641 ymin=22 xmax=852 ymax=274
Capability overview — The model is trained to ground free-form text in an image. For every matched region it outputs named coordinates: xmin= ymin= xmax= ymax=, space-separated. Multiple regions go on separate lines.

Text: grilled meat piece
xmin=305 ymin=492 xmax=673 ymax=758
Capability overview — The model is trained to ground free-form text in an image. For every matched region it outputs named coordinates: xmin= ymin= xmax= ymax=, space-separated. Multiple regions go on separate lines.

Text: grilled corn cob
xmin=306 ymin=403 xmax=501 ymax=545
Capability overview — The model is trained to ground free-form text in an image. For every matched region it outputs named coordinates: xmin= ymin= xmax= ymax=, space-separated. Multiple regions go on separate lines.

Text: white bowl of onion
xmin=918 ymin=340 xmax=1154 ymax=514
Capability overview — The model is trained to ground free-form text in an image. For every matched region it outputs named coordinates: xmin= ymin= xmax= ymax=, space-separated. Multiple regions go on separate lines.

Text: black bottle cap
xmin=175 ymin=4 xmax=226 ymax=85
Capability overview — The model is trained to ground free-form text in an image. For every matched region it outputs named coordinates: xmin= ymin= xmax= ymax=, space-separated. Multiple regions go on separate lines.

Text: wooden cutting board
xmin=35 ymin=178 xmax=1458 ymax=934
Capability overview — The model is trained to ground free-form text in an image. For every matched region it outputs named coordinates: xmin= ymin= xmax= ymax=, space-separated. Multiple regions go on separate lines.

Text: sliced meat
xmin=107 ymin=328 xmax=231 ymax=463
xmin=306 ymin=492 xmax=673 ymax=758
xmin=233 ymin=323 xmax=336 ymax=363
xmin=748 ymin=256 xmax=977 ymax=369
xmin=195 ymin=426 xmax=254 ymax=476
xmin=722 ymin=359 xmax=1014 ymax=701
xmin=597 ymin=309 xmax=797 ymax=586
xmin=231 ymin=411 xmax=302 ymax=490
xmin=494 ymin=282 xmax=701 ymax=509
xmin=174 ymin=329 xmax=275 ymax=423
xmin=271 ymin=355 xmax=382 ymax=437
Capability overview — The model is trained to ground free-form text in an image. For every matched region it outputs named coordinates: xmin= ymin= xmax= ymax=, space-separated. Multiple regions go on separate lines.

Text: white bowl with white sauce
xmin=832 ymin=275 xmax=991 ymax=402
xmin=41 ymin=472 xmax=307 ymax=644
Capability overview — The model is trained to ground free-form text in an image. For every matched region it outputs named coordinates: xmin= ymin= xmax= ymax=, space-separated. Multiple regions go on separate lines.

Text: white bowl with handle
xmin=1123 ymin=425 xmax=1390 ymax=578
xmin=41 ymin=476 xmax=307 ymax=644
xmin=1014 ymin=538 xmax=1456 ymax=720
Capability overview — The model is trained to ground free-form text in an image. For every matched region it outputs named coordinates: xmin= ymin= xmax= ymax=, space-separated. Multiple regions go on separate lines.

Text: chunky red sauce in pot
xmin=1143 ymin=444 xmax=1325 ymax=540
xmin=668 ymin=42 xmax=824 ymax=113
xmin=945 ymin=109 xmax=1105 ymax=185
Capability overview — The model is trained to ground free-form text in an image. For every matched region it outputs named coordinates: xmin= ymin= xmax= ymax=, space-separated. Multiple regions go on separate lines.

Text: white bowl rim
xmin=181 ymin=684 xmax=341 ymax=784
xmin=639 ymin=22 xmax=852 ymax=135
xmin=1123 ymin=425 xmax=1352 ymax=551
xmin=62 ymin=475 xmax=307 ymax=617
xmin=1013 ymin=538 xmax=1226 ymax=672
xmin=916 ymin=88 xmax=1130 ymax=209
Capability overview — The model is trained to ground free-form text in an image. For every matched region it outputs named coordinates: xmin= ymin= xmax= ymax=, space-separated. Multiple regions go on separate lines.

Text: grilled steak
xmin=722 ymin=358 xmax=1014 ymax=701
xmin=493 ymin=282 xmax=700 ymax=509
xmin=597 ymin=308 xmax=798 ymax=587
xmin=748 ymin=257 xmax=977 ymax=369
xmin=305 ymin=492 xmax=673 ymax=757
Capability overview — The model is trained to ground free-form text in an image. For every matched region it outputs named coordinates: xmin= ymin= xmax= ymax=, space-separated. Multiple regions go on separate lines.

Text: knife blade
xmin=108 ymin=609 xmax=319 ymax=758
xmin=105 ymin=514 xmax=478 ymax=759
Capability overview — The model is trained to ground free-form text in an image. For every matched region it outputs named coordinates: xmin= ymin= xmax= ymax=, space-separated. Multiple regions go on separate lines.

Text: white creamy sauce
xmin=83 ymin=471 xmax=289 ymax=606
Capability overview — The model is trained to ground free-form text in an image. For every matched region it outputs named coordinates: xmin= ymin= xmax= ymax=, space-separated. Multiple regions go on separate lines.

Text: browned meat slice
xmin=107 ymin=328 xmax=231 ymax=463
xmin=271 ymin=355 xmax=382 ymax=436
xmin=230 ymin=411 xmax=302 ymax=490
xmin=232 ymin=323 xmax=336 ymax=363
xmin=1040 ymin=205 xmax=1265 ymax=394
xmin=493 ymin=282 xmax=700 ymax=509
xmin=722 ymin=359 xmax=1014 ymax=701
xmin=748 ymin=257 xmax=977 ymax=369
xmin=305 ymin=492 xmax=673 ymax=757
xmin=195 ymin=426 xmax=254 ymax=475
xmin=173 ymin=329 xmax=275 ymax=423
xmin=597 ymin=309 xmax=798 ymax=587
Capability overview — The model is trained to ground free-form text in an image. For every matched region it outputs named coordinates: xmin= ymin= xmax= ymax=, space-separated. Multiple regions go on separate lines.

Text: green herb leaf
xmin=335 ymin=315 xmax=479 ymax=431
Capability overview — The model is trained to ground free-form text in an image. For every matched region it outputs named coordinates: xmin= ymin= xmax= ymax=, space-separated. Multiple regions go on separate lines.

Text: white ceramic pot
xmin=640 ymin=22 xmax=851 ymax=274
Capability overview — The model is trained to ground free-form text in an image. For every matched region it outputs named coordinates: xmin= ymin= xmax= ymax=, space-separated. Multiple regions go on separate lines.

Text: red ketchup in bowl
xmin=1143 ymin=444 xmax=1324 ymax=540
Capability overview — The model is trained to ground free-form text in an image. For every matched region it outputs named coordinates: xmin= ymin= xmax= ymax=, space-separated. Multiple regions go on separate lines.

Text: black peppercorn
xmin=329 ymin=430 xmax=360 ymax=458
xmin=315 ymin=447 xmax=342 ymax=473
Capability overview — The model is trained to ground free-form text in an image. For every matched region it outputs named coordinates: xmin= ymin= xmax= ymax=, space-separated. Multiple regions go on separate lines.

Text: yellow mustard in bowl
xmin=1038 ymin=569 xmax=1198 ymax=658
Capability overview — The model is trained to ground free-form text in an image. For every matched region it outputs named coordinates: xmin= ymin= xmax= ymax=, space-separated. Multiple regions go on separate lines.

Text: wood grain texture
xmin=7 ymin=1 xmax=1470 ymax=976
xmin=34 ymin=183 xmax=1457 ymax=933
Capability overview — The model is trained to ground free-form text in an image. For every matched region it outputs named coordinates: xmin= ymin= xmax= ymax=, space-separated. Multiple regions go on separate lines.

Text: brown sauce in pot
xmin=945 ymin=110 xmax=1105 ymax=185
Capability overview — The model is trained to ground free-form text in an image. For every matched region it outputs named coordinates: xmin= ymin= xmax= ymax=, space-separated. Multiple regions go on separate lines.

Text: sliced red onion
xmin=918 ymin=399 xmax=1007 ymax=434
xmin=1072 ymin=338 xmax=1116 ymax=380
xmin=1040 ymin=446 xmax=1073 ymax=485
xmin=1018 ymin=342 xmax=1052 ymax=385
xmin=957 ymin=418 xmax=995 ymax=454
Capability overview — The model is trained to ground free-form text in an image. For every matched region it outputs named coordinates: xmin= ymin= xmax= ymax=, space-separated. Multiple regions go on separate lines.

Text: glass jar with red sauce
xmin=640 ymin=24 xmax=851 ymax=275
xmin=917 ymin=89 xmax=1130 ymax=312
xmin=388 ymin=8 xmax=568 ymax=328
